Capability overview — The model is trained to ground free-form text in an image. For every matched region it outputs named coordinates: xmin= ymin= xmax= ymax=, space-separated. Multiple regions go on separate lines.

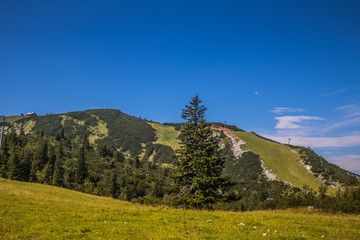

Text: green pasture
xmin=1 ymin=178 xmax=359 ymax=239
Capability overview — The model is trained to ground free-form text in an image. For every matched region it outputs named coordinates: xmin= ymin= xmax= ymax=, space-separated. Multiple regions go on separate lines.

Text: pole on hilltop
xmin=0 ymin=116 xmax=11 ymax=149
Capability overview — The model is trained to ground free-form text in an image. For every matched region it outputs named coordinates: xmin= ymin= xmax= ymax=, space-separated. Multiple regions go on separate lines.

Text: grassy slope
xmin=149 ymin=122 xmax=180 ymax=150
xmin=148 ymin=124 xmax=329 ymax=191
xmin=232 ymin=131 xmax=324 ymax=190
xmin=1 ymin=178 xmax=360 ymax=239
xmin=87 ymin=115 xmax=109 ymax=144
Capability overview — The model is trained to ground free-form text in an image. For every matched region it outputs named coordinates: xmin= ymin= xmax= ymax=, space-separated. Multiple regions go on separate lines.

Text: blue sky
xmin=1 ymin=0 xmax=360 ymax=174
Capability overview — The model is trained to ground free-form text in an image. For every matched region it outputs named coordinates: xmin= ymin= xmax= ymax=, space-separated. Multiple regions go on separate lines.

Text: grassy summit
xmin=1 ymin=178 xmax=359 ymax=239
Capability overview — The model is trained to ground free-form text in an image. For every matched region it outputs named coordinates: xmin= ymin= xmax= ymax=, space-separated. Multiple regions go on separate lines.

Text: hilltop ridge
xmin=6 ymin=108 xmax=357 ymax=189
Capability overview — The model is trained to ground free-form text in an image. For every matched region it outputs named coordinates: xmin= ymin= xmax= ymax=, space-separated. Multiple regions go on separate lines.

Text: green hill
xmin=3 ymin=108 xmax=358 ymax=210
xmin=1 ymin=178 xmax=359 ymax=240
xmin=15 ymin=109 xmax=156 ymax=156
xmin=229 ymin=130 xmax=357 ymax=191
xmin=9 ymin=109 xmax=359 ymax=189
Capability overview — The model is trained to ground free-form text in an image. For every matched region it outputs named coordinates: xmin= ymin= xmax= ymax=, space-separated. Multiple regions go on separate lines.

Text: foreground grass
xmin=233 ymin=131 xmax=324 ymax=191
xmin=1 ymin=178 xmax=359 ymax=239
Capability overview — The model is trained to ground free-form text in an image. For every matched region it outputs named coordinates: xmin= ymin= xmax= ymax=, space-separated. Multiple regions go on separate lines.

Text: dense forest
xmin=0 ymin=128 xmax=171 ymax=202
xmin=1 ymin=125 xmax=359 ymax=213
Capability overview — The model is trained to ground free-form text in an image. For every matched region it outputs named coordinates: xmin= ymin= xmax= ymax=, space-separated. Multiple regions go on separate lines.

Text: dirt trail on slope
xmin=209 ymin=125 xmax=246 ymax=158
xmin=210 ymin=125 xmax=280 ymax=181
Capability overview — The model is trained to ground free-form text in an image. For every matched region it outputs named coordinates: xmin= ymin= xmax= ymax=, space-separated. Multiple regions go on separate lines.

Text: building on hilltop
xmin=26 ymin=112 xmax=37 ymax=118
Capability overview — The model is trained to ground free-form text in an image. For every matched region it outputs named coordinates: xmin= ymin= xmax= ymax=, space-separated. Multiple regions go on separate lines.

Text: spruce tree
xmin=20 ymin=147 xmax=32 ymax=181
xmin=110 ymin=172 xmax=120 ymax=199
xmin=52 ymin=134 xmax=67 ymax=186
xmin=75 ymin=137 xmax=88 ymax=186
xmin=52 ymin=158 xmax=64 ymax=186
xmin=75 ymin=145 xmax=88 ymax=186
xmin=174 ymin=95 xmax=230 ymax=208
xmin=0 ymin=136 xmax=10 ymax=177
xmin=8 ymin=145 xmax=21 ymax=180
xmin=30 ymin=139 xmax=49 ymax=182
xmin=36 ymin=140 xmax=49 ymax=171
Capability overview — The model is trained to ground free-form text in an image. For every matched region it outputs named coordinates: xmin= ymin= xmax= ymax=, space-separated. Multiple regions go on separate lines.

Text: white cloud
xmin=263 ymin=135 xmax=360 ymax=148
xmin=271 ymin=103 xmax=360 ymax=133
xmin=254 ymin=91 xmax=259 ymax=95
xmin=271 ymin=107 xmax=305 ymax=115
xmin=274 ymin=116 xmax=325 ymax=129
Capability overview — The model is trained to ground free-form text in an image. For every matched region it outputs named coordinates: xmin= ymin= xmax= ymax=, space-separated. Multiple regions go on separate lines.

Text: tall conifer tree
xmin=174 ymin=95 xmax=230 ymax=208
xmin=76 ymin=146 xmax=87 ymax=185
xmin=75 ymin=135 xmax=89 ymax=186
xmin=8 ymin=145 xmax=21 ymax=180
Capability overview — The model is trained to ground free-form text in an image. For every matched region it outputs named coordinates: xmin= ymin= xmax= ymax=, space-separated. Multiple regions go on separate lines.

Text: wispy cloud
xmin=272 ymin=103 xmax=360 ymax=134
xmin=271 ymin=107 xmax=305 ymax=115
xmin=324 ymin=104 xmax=360 ymax=131
xmin=328 ymin=116 xmax=360 ymax=130
xmin=335 ymin=104 xmax=360 ymax=119
xmin=319 ymin=88 xmax=348 ymax=97
xmin=274 ymin=116 xmax=325 ymax=129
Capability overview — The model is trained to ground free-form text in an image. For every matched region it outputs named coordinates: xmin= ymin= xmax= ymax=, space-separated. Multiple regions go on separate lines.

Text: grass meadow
xmin=1 ymin=178 xmax=359 ymax=239
xmin=149 ymin=122 xmax=180 ymax=150
xmin=233 ymin=131 xmax=325 ymax=191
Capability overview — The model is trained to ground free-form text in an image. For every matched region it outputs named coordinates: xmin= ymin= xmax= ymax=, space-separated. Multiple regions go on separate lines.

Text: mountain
xmin=8 ymin=108 xmax=358 ymax=192
xmin=14 ymin=109 xmax=156 ymax=156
